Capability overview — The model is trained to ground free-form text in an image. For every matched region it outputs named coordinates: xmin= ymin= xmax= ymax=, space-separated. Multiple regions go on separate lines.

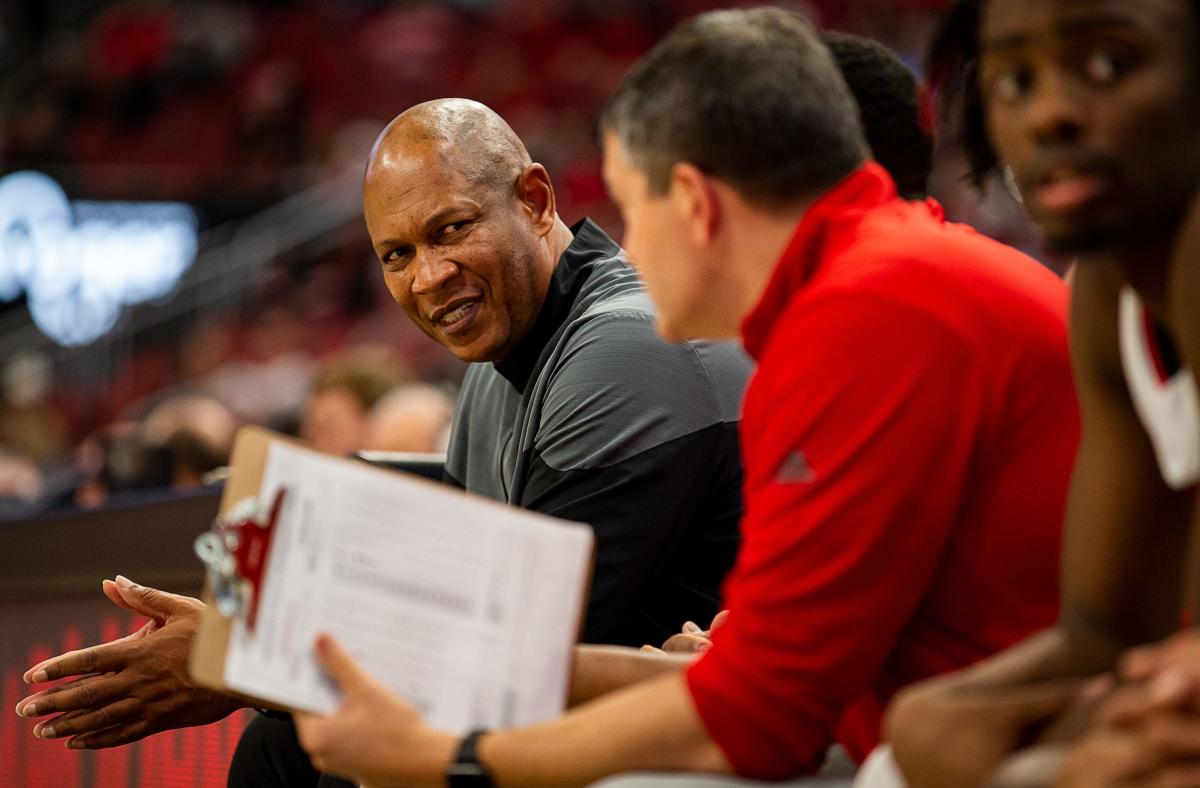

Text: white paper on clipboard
xmin=219 ymin=439 xmax=593 ymax=734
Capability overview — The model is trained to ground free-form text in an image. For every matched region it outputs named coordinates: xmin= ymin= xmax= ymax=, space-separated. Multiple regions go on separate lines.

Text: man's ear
xmin=516 ymin=163 xmax=557 ymax=236
xmin=669 ymin=162 xmax=720 ymax=246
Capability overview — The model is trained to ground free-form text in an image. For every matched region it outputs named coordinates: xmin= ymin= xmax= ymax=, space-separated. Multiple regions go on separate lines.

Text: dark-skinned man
xmin=13 ymin=100 xmax=751 ymax=788
xmin=886 ymin=1 xmax=1200 ymax=785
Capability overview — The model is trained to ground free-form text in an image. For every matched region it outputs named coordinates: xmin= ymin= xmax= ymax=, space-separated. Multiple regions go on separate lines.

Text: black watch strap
xmin=445 ymin=728 xmax=495 ymax=787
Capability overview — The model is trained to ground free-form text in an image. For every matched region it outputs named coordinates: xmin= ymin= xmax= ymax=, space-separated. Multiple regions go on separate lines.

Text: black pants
xmin=227 ymin=713 xmax=356 ymax=788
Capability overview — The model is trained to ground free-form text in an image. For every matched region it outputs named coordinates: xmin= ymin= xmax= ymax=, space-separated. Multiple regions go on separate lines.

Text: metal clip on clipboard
xmin=193 ymin=488 xmax=286 ymax=632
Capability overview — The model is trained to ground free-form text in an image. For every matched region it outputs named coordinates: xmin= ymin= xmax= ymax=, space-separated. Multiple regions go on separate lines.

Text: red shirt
xmin=685 ymin=163 xmax=1078 ymax=779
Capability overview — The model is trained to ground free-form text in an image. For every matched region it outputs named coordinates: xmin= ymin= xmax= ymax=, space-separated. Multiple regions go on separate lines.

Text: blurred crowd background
xmin=0 ymin=0 xmax=1058 ymax=517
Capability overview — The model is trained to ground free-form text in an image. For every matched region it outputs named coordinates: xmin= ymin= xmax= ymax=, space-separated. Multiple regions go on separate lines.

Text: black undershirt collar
xmin=494 ymin=218 xmax=622 ymax=392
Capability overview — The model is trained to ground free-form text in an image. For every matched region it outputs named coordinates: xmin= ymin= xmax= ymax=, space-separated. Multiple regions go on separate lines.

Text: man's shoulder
xmin=534 ymin=299 xmax=750 ymax=471
xmin=557 ymin=298 xmax=751 ymax=409
xmin=574 ymin=271 xmax=656 ymax=326
xmin=797 ymin=212 xmax=1068 ymax=353
xmin=843 ymin=207 xmax=1065 ymax=304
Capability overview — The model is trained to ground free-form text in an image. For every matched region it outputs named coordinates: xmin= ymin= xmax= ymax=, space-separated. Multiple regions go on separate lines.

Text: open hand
xmin=15 ymin=575 xmax=242 ymax=748
xmin=293 ymin=633 xmax=456 ymax=787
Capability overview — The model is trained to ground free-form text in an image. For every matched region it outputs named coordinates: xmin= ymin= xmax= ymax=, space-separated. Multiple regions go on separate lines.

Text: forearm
xmin=956 ymin=623 xmax=1122 ymax=690
xmin=481 ymin=672 xmax=729 ymax=787
xmin=887 ymin=626 xmax=1114 ymax=788
xmin=568 ymin=645 xmax=693 ymax=707
xmin=1172 ymin=207 xmax=1200 ymax=618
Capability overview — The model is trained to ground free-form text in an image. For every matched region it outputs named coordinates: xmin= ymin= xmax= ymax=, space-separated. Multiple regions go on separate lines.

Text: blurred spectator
xmin=362 ymin=383 xmax=455 ymax=455
xmin=0 ymin=352 xmax=66 ymax=467
xmin=0 ymin=450 xmax=43 ymax=506
xmin=140 ymin=395 xmax=236 ymax=487
xmin=74 ymin=395 xmax=235 ymax=508
xmin=96 ymin=425 xmax=172 ymax=494
xmin=300 ymin=346 xmax=407 ymax=456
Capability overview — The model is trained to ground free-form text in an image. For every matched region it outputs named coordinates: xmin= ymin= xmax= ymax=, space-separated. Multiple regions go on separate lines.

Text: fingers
xmin=101 ymin=579 xmax=141 ymax=614
xmin=1124 ymin=642 xmax=1168 ymax=682
xmin=313 ymin=633 xmax=374 ymax=698
xmin=1147 ymin=670 xmax=1200 ymax=711
xmin=1104 ymin=683 xmax=1180 ymax=728
xmin=293 ymin=711 xmax=319 ymax=744
xmin=1055 ymin=727 xmax=1144 ymax=787
xmin=1100 ymin=674 xmax=1200 ymax=732
xmin=16 ymin=673 xmax=128 ymax=718
xmin=24 ymin=641 xmax=132 ymax=684
xmin=661 ymin=633 xmax=712 ymax=654
xmin=111 ymin=576 xmax=195 ymax=621
xmin=710 ymin=610 xmax=730 ymax=632
xmin=1118 ymin=633 xmax=1200 ymax=718
xmin=1072 ymin=708 xmax=1200 ymax=782
xmin=1135 ymin=711 xmax=1200 ymax=766
xmin=1123 ymin=632 xmax=1200 ymax=684
xmin=100 ymin=579 xmax=166 ymax=641
xmin=681 ymin=621 xmax=702 ymax=635
xmin=67 ymin=717 xmax=153 ymax=749
xmin=31 ymin=709 xmax=87 ymax=740
xmin=293 ymin=711 xmax=332 ymax=770
xmin=32 ymin=698 xmax=141 ymax=742
xmin=118 ymin=619 xmax=162 ymax=644
xmin=639 ymin=645 xmax=666 ymax=655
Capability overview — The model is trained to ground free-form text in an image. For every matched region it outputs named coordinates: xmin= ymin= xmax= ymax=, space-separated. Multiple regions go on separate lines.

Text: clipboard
xmin=189 ymin=425 xmax=291 ymax=708
xmin=188 ymin=425 xmax=596 ymax=716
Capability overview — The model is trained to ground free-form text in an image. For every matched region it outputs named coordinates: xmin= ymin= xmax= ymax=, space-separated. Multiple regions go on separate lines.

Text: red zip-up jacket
xmin=686 ymin=163 xmax=1078 ymax=779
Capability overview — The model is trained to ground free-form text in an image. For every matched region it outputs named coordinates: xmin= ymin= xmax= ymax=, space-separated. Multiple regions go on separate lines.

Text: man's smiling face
xmin=363 ymin=144 xmax=547 ymax=363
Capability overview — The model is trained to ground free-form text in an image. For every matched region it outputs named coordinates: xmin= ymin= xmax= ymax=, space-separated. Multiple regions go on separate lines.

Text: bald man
xmin=13 ymin=100 xmax=751 ymax=782
xmin=362 ymin=384 xmax=454 ymax=453
xmin=367 ymin=101 xmax=748 ymax=648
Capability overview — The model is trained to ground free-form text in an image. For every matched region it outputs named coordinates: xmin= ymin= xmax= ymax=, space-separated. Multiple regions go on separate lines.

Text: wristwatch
xmin=445 ymin=729 xmax=495 ymax=787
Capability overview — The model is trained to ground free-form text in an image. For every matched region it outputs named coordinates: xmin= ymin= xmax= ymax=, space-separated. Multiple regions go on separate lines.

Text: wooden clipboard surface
xmin=188 ymin=424 xmax=596 ymax=713
xmin=189 ymin=424 xmax=288 ymax=707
